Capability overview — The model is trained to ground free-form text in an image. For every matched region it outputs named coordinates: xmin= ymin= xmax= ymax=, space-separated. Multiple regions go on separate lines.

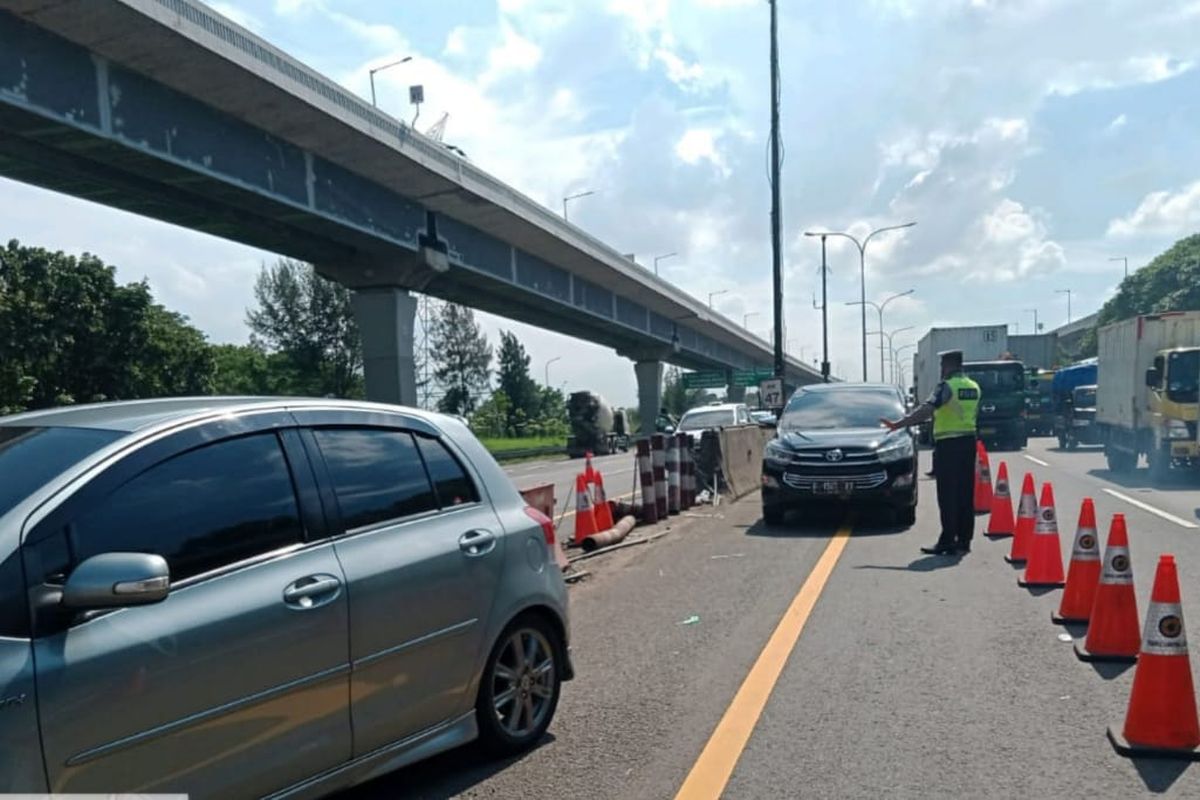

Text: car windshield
xmin=1167 ymin=351 xmax=1200 ymax=403
xmin=678 ymin=409 xmax=735 ymax=431
xmin=0 ymin=426 xmax=123 ymax=518
xmin=965 ymin=365 xmax=1025 ymax=393
xmin=780 ymin=389 xmax=903 ymax=431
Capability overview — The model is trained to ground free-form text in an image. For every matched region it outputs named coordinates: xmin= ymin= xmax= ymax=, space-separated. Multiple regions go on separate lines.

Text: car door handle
xmin=283 ymin=574 xmax=342 ymax=609
xmin=459 ymin=529 xmax=496 ymax=557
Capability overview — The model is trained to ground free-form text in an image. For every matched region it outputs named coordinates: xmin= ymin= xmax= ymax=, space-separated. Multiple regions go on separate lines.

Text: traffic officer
xmin=882 ymin=349 xmax=981 ymax=555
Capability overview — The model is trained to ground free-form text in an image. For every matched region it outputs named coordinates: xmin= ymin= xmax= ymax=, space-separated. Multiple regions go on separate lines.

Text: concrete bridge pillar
xmin=725 ymin=374 xmax=746 ymax=404
xmin=351 ymin=287 xmax=418 ymax=407
xmin=634 ymin=360 xmax=664 ymax=437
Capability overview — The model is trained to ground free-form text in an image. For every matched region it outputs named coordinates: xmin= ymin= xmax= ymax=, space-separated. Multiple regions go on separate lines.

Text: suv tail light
xmin=524 ymin=506 xmax=557 ymax=548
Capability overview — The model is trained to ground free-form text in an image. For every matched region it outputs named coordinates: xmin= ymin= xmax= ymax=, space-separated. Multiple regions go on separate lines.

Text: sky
xmin=6 ymin=0 xmax=1200 ymax=406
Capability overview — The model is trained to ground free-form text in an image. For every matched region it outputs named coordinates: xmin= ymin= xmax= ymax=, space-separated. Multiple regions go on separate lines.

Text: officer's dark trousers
xmin=934 ymin=434 xmax=976 ymax=547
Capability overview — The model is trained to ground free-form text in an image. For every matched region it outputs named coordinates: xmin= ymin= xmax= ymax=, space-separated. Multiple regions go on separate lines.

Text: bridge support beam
xmin=634 ymin=360 xmax=664 ymax=438
xmin=351 ymin=287 xmax=418 ymax=407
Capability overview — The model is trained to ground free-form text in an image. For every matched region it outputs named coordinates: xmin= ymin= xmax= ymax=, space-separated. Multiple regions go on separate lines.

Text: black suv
xmin=761 ymin=384 xmax=918 ymax=526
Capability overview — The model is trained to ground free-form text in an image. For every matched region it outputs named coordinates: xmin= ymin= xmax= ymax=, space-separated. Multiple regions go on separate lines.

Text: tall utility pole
xmin=1056 ymin=288 xmax=1073 ymax=325
xmin=1025 ymin=308 xmax=1040 ymax=333
xmin=1110 ymin=256 xmax=1129 ymax=279
xmin=768 ymin=0 xmax=785 ymax=380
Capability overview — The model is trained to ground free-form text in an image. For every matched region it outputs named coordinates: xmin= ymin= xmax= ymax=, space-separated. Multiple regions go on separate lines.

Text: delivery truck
xmin=914 ymin=324 xmax=1009 ymax=443
xmin=1095 ymin=312 xmax=1200 ymax=479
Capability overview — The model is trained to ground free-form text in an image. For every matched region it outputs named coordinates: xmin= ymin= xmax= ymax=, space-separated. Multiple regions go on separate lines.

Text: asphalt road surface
xmin=346 ymin=436 xmax=1200 ymax=798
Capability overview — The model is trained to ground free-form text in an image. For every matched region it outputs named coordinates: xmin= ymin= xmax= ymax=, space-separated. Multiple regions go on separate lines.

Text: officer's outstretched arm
xmin=881 ymin=402 xmax=933 ymax=431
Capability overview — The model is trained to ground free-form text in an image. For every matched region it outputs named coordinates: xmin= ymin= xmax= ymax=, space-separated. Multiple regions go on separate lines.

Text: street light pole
xmin=1025 ymin=308 xmax=1039 ymax=333
xmin=368 ymin=56 xmax=413 ymax=107
xmin=544 ymin=356 xmax=561 ymax=387
xmin=820 ymin=236 xmax=830 ymax=382
xmin=805 ymin=222 xmax=916 ymax=381
xmin=654 ymin=252 xmax=678 ymax=276
xmin=1056 ymin=288 xmax=1073 ymax=325
xmin=708 ymin=289 xmax=728 ymax=309
xmin=846 ymin=289 xmax=914 ymax=382
xmin=562 ymin=190 xmax=595 ymax=222
xmin=895 ymin=343 xmax=917 ymax=387
xmin=867 ymin=325 xmax=913 ymax=385
xmin=1110 ymin=256 xmax=1129 ymax=279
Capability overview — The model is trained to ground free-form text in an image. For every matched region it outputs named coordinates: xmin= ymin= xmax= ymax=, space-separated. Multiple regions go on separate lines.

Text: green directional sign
xmin=732 ymin=367 xmax=775 ymax=387
xmin=682 ymin=371 xmax=727 ymax=390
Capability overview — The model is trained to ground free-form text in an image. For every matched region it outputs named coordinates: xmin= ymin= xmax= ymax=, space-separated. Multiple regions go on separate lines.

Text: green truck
xmin=964 ymin=359 xmax=1028 ymax=450
xmin=1025 ymin=368 xmax=1056 ymax=437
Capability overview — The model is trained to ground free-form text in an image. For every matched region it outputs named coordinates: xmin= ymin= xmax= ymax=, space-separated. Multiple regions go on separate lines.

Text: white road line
xmin=1023 ymin=454 xmax=1050 ymax=467
xmin=1102 ymin=488 xmax=1199 ymax=529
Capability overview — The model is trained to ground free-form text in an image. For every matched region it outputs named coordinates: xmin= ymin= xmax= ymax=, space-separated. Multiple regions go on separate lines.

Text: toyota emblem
xmin=825 ymin=449 xmax=844 ymax=462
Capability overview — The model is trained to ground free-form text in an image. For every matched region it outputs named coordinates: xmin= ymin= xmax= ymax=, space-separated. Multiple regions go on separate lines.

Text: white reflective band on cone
xmin=1018 ymin=494 xmax=1036 ymax=517
xmin=1035 ymin=506 xmax=1058 ymax=534
xmin=995 ymin=480 xmax=1009 ymax=497
xmin=1071 ymin=527 xmax=1100 ymax=560
xmin=1101 ymin=546 xmax=1133 ymax=584
xmin=981 ymin=466 xmax=991 ymax=482
xmin=1142 ymin=601 xmax=1188 ymax=655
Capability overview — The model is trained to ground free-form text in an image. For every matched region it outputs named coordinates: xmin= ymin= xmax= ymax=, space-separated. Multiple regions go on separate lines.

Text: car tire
xmin=763 ymin=504 xmax=785 ymax=526
xmin=476 ymin=614 xmax=563 ymax=757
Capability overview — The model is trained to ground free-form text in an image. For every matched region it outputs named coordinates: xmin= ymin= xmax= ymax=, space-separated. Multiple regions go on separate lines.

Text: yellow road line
xmin=674 ymin=520 xmax=854 ymax=800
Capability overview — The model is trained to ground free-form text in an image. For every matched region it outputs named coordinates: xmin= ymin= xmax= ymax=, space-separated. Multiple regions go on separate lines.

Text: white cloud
xmin=1107 ymin=180 xmax=1200 ymax=238
xmin=1048 ymin=55 xmax=1195 ymax=96
xmin=480 ymin=22 xmax=543 ymax=86
xmin=1105 ymin=113 xmax=1128 ymax=135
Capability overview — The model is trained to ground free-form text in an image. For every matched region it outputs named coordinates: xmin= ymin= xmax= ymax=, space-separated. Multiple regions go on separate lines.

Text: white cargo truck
xmin=1095 ymin=312 xmax=1200 ymax=479
xmin=913 ymin=325 xmax=1009 ymax=442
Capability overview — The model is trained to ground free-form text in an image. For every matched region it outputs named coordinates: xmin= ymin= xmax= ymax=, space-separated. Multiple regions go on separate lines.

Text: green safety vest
xmin=933 ymin=373 xmax=981 ymax=440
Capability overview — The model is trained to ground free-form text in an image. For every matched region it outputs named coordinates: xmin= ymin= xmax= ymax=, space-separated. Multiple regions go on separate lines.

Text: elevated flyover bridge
xmin=0 ymin=0 xmax=823 ymax=429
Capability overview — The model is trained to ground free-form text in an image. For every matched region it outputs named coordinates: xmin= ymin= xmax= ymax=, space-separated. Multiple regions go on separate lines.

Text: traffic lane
xmin=724 ymin=450 xmax=1200 ymax=798
xmin=343 ymin=493 xmax=850 ymax=799
xmin=1023 ymin=436 xmax=1200 ymax=530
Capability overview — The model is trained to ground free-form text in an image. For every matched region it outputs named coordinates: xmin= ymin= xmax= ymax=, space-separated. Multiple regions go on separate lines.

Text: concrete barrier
xmin=717 ymin=425 xmax=771 ymax=501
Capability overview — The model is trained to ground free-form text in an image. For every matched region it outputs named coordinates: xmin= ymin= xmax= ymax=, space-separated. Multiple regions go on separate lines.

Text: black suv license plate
xmin=814 ymin=480 xmax=855 ymax=495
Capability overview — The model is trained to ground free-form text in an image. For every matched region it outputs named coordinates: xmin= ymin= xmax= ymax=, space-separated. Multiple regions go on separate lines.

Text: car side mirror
xmin=664 ymin=425 xmax=676 ymax=434
xmin=1146 ymin=368 xmax=1161 ymax=388
xmin=62 ymin=552 xmax=170 ymax=610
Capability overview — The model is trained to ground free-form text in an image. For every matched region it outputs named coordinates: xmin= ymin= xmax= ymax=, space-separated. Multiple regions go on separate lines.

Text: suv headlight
xmin=764 ymin=440 xmax=792 ymax=467
xmin=877 ymin=434 xmax=915 ymax=464
xmin=1165 ymin=419 xmax=1191 ymax=439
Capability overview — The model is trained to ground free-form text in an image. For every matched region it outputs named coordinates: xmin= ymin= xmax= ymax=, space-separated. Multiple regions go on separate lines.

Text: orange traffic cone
xmin=1075 ymin=513 xmax=1140 ymax=663
xmin=1053 ymin=498 xmax=1102 ymax=624
xmin=1020 ymin=482 xmax=1066 ymax=588
xmin=593 ymin=471 xmax=615 ymax=531
xmin=584 ymin=451 xmax=597 ymax=486
xmin=1005 ymin=473 xmax=1037 ymax=564
xmin=572 ymin=473 xmax=599 ymax=546
xmin=1108 ymin=554 xmax=1200 ymax=760
xmin=986 ymin=461 xmax=1015 ymax=538
xmin=974 ymin=441 xmax=993 ymax=514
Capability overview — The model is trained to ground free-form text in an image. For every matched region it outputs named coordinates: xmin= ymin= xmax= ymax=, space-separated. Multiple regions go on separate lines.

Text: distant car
xmin=761 ymin=384 xmax=918 ymax=526
xmin=677 ymin=402 xmax=752 ymax=434
xmin=0 ymin=397 xmax=572 ymax=798
xmin=751 ymin=410 xmax=777 ymax=427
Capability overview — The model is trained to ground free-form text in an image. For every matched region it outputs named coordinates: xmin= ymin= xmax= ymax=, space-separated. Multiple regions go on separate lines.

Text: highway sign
xmin=682 ymin=371 xmax=727 ymax=390
xmin=760 ymin=378 xmax=785 ymax=409
xmin=732 ymin=367 xmax=775 ymax=387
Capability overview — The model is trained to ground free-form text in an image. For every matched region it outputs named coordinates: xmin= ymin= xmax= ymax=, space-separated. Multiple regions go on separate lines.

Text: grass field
xmin=478 ymin=436 xmax=566 ymax=455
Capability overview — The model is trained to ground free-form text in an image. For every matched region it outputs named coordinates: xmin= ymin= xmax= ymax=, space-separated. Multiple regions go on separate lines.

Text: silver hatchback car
xmin=0 ymin=398 xmax=572 ymax=798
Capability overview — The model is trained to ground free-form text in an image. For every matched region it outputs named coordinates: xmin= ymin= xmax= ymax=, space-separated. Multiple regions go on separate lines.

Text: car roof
xmin=0 ymin=396 xmax=453 ymax=433
xmin=799 ymin=383 xmax=898 ymax=393
xmin=683 ymin=403 xmax=743 ymax=413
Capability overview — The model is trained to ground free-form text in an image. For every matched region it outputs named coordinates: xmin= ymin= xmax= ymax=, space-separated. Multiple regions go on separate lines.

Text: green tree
xmin=431 ymin=303 xmax=491 ymax=415
xmin=496 ymin=331 xmax=541 ymax=436
xmin=663 ymin=366 xmax=688 ymax=417
xmin=470 ymin=390 xmax=511 ymax=438
xmin=0 ymin=240 xmax=213 ymax=413
xmin=210 ymin=344 xmax=300 ymax=395
xmin=246 ymin=258 xmax=363 ymax=398
xmin=1079 ymin=233 xmax=1200 ymax=357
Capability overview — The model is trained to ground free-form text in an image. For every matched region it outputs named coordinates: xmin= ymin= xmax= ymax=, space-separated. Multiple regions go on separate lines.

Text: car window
xmin=0 ymin=426 xmax=123 ymax=520
xmin=678 ymin=409 xmax=736 ymax=431
xmin=313 ymin=428 xmax=437 ymax=530
xmin=68 ymin=434 xmax=304 ymax=583
xmin=780 ymin=389 xmax=904 ymax=430
xmin=415 ymin=435 xmax=480 ymax=508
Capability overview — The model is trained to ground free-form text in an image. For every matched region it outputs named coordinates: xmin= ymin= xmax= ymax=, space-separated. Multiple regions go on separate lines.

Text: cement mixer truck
xmin=566 ymin=391 xmax=630 ymax=457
